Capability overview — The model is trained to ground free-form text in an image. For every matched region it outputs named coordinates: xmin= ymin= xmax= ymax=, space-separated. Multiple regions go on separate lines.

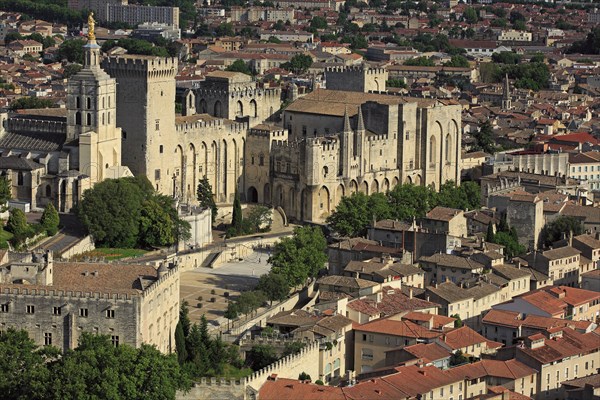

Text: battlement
xmin=366 ymin=133 xmax=389 ymax=142
xmin=0 ymin=286 xmax=137 ymax=301
xmin=485 ymin=177 xmax=522 ymax=197
xmin=7 ymin=117 xmax=66 ymax=136
xmin=192 ymin=377 xmax=244 ymax=387
xmin=196 ymin=86 xmax=280 ymax=99
xmin=102 ymin=56 xmax=177 ymax=79
xmin=249 ymin=127 xmax=286 ymax=138
xmin=175 ymin=118 xmax=247 ymax=134
xmin=325 ymin=65 xmax=387 ymax=75
xmin=142 ymin=262 xmax=178 ymax=297
xmin=272 ymin=139 xmax=300 ymax=149
xmin=244 ymin=340 xmax=321 ymax=387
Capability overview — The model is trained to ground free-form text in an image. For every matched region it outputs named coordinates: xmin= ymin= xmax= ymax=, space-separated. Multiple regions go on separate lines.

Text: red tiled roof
xmin=355 ymin=318 xmax=441 ymax=339
xmin=442 ymin=326 xmax=495 ymax=351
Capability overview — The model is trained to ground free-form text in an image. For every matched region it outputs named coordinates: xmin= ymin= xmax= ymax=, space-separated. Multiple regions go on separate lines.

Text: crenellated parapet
xmin=175 ymin=118 xmax=248 ymax=135
xmin=102 ymin=56 xmax=178 ymax=80
xmin=6 ymin=117 xmax=66 ymax=135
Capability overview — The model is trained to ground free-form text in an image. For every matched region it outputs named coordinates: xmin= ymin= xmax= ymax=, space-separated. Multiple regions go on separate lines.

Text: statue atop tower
xmin=87 ymin=12 xmax=96 ymax=42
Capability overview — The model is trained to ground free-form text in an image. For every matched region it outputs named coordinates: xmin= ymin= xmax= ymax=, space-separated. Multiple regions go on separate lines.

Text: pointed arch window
xmin=75 ymin=111 xmax=81 ymax=125
xmin=86 ymin=113 xmax=91 ymax=126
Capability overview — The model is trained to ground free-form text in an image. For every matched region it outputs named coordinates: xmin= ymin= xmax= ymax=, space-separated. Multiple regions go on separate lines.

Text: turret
xmin=341 ymin=106 xmax=353 ymax=176
xmin=355 ymin=106 xmax=365 ymax=174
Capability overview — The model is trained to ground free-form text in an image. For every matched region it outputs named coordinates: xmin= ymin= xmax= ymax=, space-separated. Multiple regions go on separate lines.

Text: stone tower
xmin=66 ymin=22 xmax=123 ymax=185
xmin=102 ymin=55 xmax=178 ymax=191
xmin=502 ymin=74 xmax=512 ymax=111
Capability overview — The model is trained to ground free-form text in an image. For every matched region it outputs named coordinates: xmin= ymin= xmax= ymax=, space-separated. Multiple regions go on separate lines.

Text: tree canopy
xmin=269 ymin=226 xmax=327 ymax=286
xmin=78 ymin=176 xmax=189 ymax=248
xmin=0 ymin=328 xmax=190 ymax=400
xmin=281 ymin=54 xmax=313 ymax=74
xmin=40 ymin=203 xmax=59 ymax=236
xmin=225 ymin=59 xmax=252 ymax=75
xmin=540 ymin=216 xmax=584 ymax=247
xmin=9 ymin=97 xmax=57 ymax=111
xmin=197 ymin=176 xmax=218 ymax=223
xmin=568 ymin=27 xmax=600 ymax=55
xmin=57 ymin=39 xmax=86 ymax=64
xmin=327 ymin=182 xmax=481 ymax=237
xmin=404 ymin=56 xmax=435 ymax=67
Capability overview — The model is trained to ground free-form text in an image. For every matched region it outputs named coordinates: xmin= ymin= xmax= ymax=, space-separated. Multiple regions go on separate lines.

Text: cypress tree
xmin=231 ymin=191 xmax=243 ymax=233
xmin=486 ymin=223 xmax=495 ymax=243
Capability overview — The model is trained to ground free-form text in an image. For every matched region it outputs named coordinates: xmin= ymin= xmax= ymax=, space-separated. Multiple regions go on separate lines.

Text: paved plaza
xmin=180 ymin=249 xmax=272 ymax=329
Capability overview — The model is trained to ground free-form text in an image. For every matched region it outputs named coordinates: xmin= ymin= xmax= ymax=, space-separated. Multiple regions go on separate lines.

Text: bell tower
xmin=502 ymin=74 xmax=512 ymax=111
xmin=66 ymin=12 xmax=123 ymax=185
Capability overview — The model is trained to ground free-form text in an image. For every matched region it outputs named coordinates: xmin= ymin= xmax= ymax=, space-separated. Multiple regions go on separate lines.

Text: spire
xmin=343 ymin=105 xmax=351 ymax=133
xmin=357 ymin=105 xmax=365 ymax=132
xmin=503 ymin=74 xmax=510 ymax=99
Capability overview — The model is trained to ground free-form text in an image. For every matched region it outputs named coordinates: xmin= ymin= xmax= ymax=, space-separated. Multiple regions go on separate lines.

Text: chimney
xmin=418 ymin=370 xmax=427 ymax=376
xmin=409 ymin=288 xmax=413 ymax=299
xmin=568 ymin=230 xmax=573 ymax=247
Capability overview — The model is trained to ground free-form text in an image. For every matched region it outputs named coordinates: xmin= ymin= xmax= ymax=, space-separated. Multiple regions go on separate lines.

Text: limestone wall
xmin=61 ymin=235 xmax=95 ymax=260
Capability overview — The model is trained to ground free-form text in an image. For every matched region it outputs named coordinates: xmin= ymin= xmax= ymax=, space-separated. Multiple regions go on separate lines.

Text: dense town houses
xmin=0 ymin=1 xmax=600 ymax=399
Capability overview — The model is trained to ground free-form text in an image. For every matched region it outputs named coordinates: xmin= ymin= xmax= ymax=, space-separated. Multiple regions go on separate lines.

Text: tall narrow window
xmin=429 ymin=136 xmax=436 ymax=164
xmin=86 ymin=113 xmax=91 ymax=126
xmin=75 ymin=111 xmax=81 ymax=125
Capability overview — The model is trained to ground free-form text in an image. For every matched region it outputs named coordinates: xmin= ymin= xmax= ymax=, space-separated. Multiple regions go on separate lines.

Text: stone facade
xmin=0 ymin=251 xmax=180 ymax=353
xmin=325 ymin=65 xmax=388 ymax=93
xmin=0 ymin=38 xmax=130 ymax=212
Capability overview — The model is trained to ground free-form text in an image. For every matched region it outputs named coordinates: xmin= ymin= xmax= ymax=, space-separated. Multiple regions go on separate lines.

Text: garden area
xmin=70 ymin=248 xmax=148 ymax=262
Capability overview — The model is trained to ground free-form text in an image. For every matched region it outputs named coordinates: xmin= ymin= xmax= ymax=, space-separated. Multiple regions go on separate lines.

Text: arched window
xmin=45 ymin=185 xmax=51 ymax=197
xmin=159 ymin=145 xmax=164 ymax=154
xmin=75 ymin=111 xmax=81 ymax=125
xmin=108 ymin=112 xmax=110 ymax=124
xmin=429 ymin=136 xmax=436 ymax=164
xmin=86 ymin=97 xmax=91 ymax=109
xmin=102 ymin=113 xmax=105 ymax=125
xmin=102 ymin=97 xmax=105 ymax=108
xmin=76 ymin=96 xmax=80 ymax=108
xmin=108 ymin=96 xmax=111 ymax=107
xmin=445 ymin=134 xmax=451 ymax=162
xmin=86 ymin=113 xmax=91 ymax=126
xmin=17 ymin=172 xmax=23 ymax=186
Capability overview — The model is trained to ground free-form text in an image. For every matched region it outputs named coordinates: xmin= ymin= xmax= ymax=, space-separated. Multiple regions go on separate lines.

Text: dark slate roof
xmin=0 ymin=156 xmax=43 ymax=170
xmin=0 ymin=131 xmax=65 ymax=152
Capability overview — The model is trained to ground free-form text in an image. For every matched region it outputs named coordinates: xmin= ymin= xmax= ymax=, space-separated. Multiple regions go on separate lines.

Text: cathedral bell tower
xmin=66 ymin=12 xmax=123 ymax=185
xmin=502 ymin=74 xmax=512 ymax=111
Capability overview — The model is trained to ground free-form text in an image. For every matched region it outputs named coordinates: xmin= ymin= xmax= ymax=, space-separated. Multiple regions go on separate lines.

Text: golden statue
xmin=87 ymin=12 xmax=95 ymax=41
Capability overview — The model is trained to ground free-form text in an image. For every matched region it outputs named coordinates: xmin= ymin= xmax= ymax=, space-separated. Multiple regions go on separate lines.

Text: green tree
xmin=4 ymin=32 xmax=23 ymax=45
xmin=540 ymin=216 xmax=584 ymax=247
xmin=463 ymin=7 xmax=478 ymax=24
xmin=78 ymin=177 xmax=187 ymax=248
xmin=0 ymin=176 xmax=11 ymax=212
xmin=267 ymin=36 xmax=281 ymax=44
xmin=184 ymin=323 xmax=210 ymax=377
xmin=472 ymin=121 xmax=496 ymax=154
xmin=386 ymin=78 xmax=406 ymax=88
xmin=493 ymin=231 xmax=525 ymax=258
xmin=269 ymin=226 xmax=327 ymax=287
xmin=138 ymin=196 xmax=177 ymax=247
xmin=492 ymin=51 xmax=522 ymax=65
xmin=568 ymin=27 xmax=600 ymax=54
xmin=450 ymin=349 xmax=468 ymax=366
xmin=282 ymin=341 xmax=305 ymax=357
xmin=404 ymin=56 xmax=435 ymax=66
xmin=197 ymin=177 xmax=218 ymax=223
xmin=298 ymin=372 xmax=311 ymax=380
xmin=281 ymin=54 xmax=313 ymax=74
xmin=224 ymin=301 xmax=239 ymax=321
xmin=242 ymin=206 xmax=271 ymax=235
xmin=215 ymin=22 xmax=234 ymax=37
xmin=62 ymin=63 xmax=82 ymax=79
xmin=451 ymin=314 xmax=463 ymax=328
xmin=6 ymin=208 xmax=30 ymax=245
xmin=226 ymin=59 xmax=252 ymax=75
xmin=256 ymin=273 xmax=290 ymax=305
xmin=40 ymin=203 xmax=59 ymax=236
xmin=179 ymin=300 xmax=191 ymax=337
xmin=49 ymin=333 xmax=191 ymax=400
xmin=530 ymin=53 xmax=545 ymax=63
xmin=57 ymin=39 xmax=85 ymax=64
xmin=175 ymin=321 xmax=188 ymax=365
xmin=245 ymin=344 xmax=278 ymax=371
xmin=444 ymin=55 xmax=470 ymax=68
xmin=310 ymin=16 xmax=327 ymax=30
xmin=9 ymin=97 xmax=56 ymax=110
xmin=0 ymin=328 xmax=57 ymax=400
xmin=231 ymin=191 xmax=243 ymax=233
xmin=486 ymin=223 xmax=495 ymax=243
xmin=326 ymin=192 xmax=391 ymax=237
xmin=387 ymin=184 xmax=437 ymax=221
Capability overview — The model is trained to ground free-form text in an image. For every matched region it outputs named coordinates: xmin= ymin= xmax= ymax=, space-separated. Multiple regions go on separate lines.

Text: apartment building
xmin=524 ymin=247 xmax=582 ymax=287
xmin=419 ymin=253 xmax=486 ymax=286
xmin=496 ymin=327 xmax=600 ymax=400
xmin=568 ymin=152 xmax=600 ymax=191
xmin=421 ymin=206 xmax=468 ymax=238
xmin=493 ymin=286 xmax=600 ymax=321
xmin=342 ymin=256 xmax=425 ymax=289
xmin=482 ymin=309 xmax=597 ymax=346
xmin=354 ymin=318 xmax=442 ymax=372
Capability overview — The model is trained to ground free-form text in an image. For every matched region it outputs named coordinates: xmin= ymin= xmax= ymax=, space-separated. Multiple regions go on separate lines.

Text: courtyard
xmin=179 ymin=248 xmax=272 ymax=330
